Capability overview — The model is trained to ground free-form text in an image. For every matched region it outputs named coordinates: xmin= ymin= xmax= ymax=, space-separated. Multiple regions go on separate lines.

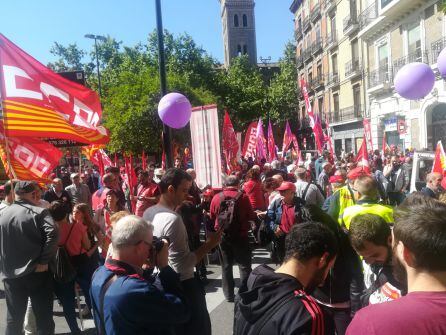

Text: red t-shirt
xmin=135 ymin=182 xmax=160 ymax=217
xmin=58 ymin=221 xmax=87 ymax=257
xmin=347 ymin=291 xmax=446 ymax=335
xmin=243 ymin=179 xmax=266 ymax=211
xmin=280 ymin=202 xmax=295 ymax=234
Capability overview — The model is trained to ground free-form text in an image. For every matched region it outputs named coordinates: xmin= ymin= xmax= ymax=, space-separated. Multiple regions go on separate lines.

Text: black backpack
xmin=217 ymin=191 xmax=243 ymax=237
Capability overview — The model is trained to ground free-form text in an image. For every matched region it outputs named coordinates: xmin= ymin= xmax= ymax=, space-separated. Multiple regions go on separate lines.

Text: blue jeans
xmin=53 ymin=280 xmax=81 ymax=334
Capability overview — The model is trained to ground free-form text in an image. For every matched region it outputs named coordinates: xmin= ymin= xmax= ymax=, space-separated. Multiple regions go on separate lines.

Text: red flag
xmin=124 ymin=154 xmax=137 ymax=194
xmin=267 ymin=120 xmax=277 ymax=162
xmin=142 ymin=151 xmax=147 ymax=170
xmin=432 ymin=141 xmax=446 ymax=174
xmin=0 ymin=34 xmax=109 ymax=144
xmin=300 ymin=79 xmax=324 ymax=152
xmin=0 ymin=125 xmax=62 ymax=183
xmin=324 ymin=114 xmax=335 ymax=164
xmin=282 ymin=120 xmax=293 ymax=158
xmin=255 ymin=119 xmax=267 ymax=161
xmin=355 ymin=136 xmax=370 ymax=170
xmin=222 ymin=111 xmax=239 ymax=173
xmin=291 ymin=134 xmax=301 ymax=164
xmin=242 ymin=121 xmax=258 ymax=160
xmin=363 ymin=119 xmax=373 ymax=151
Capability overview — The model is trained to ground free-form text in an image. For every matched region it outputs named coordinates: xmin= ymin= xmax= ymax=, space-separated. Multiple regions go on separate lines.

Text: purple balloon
xmin=437 ymin=47 xmax=446 ymax=78
xmin=394 ymin=62 xmax=435 ymax=100
xmin=158 ymin=92 xmax=192 ymax=129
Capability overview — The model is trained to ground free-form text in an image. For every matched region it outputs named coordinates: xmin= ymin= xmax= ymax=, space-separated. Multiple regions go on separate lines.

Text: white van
xmin=409 ymin=151 xmax=435 ymax=193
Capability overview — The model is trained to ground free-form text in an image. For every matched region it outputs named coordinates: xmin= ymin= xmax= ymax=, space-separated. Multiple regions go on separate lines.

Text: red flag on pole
xmin=0 ymin=34 xmax=109 ymax=144
xmin=142 ymin=151 xmax=147 ymax=170
xmin=282 ymin=120 xmax=293 ymax=159
xmin=355 ymin=136 xmax=370 ymax=171
xmin=267 ymin=120 xmax=277 ymax=162
xmin=222 ymin=111 xmax=239 ymax=173
xmin=255 ymin=119 xmax=267 ymax=162
xmin=242 ymin=121 xmax=258 ymax=160
xmin=300 ymin=79 xmax=324 ymax=153
xmin=432 ymin=141 xmax=446 ymax=174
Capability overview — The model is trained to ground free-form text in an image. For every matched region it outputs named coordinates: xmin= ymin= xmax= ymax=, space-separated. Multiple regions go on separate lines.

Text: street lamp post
xmin=260 ymin=56 xmax=272 ymax=123
xmin=155 ymin=0 xmax=173 ymax=168
xmin=84 ymin=34 xmax=106 ymax=99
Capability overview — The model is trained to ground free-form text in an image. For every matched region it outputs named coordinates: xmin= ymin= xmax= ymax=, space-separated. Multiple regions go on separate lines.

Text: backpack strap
xmin=98 ymin=274 xmax=118 ymax=335
xmin=301 ymin=182 xmax=312 ymax=203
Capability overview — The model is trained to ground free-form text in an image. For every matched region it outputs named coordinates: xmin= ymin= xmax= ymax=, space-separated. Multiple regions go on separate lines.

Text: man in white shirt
xmin=294 ymin=168 xmax=324 ymax=207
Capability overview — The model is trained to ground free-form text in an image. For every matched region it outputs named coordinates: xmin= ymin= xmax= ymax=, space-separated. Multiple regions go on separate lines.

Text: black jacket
xmin=43 ymin=189 xmax=72 ymax=215
xmin=234 ymin=265 xmax=333 ymax=335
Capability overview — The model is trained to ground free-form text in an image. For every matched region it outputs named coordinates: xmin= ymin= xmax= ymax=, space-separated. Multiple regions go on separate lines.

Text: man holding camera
xmin=143 ymin=168 xmax=222 ymax=335
xmin=90 ymin=215 xmax=189 ymax=335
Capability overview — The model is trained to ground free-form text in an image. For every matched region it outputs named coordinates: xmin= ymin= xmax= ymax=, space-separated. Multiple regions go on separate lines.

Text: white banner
xmin=190 ymin=105 xmax=222 ymax=189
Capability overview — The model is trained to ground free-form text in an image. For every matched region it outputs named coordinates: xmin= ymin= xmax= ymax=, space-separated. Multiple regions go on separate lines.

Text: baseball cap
xmin=14 ymin=181 xmax=36 ymax=194
xmin=329 ymin=175 xmax=345 ymax=184
xmin=276 ymin=181 xmax=296 ymax=192
xmin=347 ymin=167 xmax=371 ymax=180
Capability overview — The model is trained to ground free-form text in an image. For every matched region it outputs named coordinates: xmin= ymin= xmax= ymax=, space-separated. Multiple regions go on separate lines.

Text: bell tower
xmin=220 ymin=0 xmax=257 ymax=67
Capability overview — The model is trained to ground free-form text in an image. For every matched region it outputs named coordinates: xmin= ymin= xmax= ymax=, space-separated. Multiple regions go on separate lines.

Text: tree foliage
xmin=47 ymin=31 xmax=299 ymax=153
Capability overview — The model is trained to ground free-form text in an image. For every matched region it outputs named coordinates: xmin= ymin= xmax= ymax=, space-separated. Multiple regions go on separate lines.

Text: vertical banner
xmin=300 ymin=79 xmax=324 ymax=153
xmin=267 ymin=120 xmax=277 ymax=162
xmin=242 ymin=121 xmax=258 ymax=160
xmin=190 ymin=105 xmax=222 ymax=189
xmin=222 ymin=111 xmax=239 ymax=173
xmin=255 ymin=119 xmax=267 ymax=161
xmin=363 ymin=119 xmax=373 ymax=151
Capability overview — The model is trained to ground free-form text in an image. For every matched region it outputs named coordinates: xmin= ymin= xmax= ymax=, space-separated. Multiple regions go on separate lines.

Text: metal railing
xmin=296 ymin=55 xmax=304 ymax=68
xmin=358 ymin=1 xmax=378 ymax=30
xmin=345 ymin=58 xmax=361 ymax=77
xmin=393 ymin=49 xmax=429 ymax=74
xmin=326 ymin=30 xmax=337 ymax=47
xmin=335 ymin=105 xmax=363 ymax=122
xmin=327 ymin=72 xmax=340 ymax=86
xmin=431 ymin=37 xmax=446 ymax=64
xmin=303 ymin=17 xmax=311 ymax=31
xmin=312 ymin=38 xmax=323 ymax=55
xmin=303 ymin=48 xmax=313 ymax=61
xmin=368 ymin=65 xmax=392 ymax=88
xmin=343 ymin=14 xmax=358 ymax=35
xmin=311 ymin=3 xmax=321 ymax=22
xmin=295 ymin=28 xmax=303 ymax=41
xmin=324 ymin=0 xmax=335 ymax=12
xmin=309 ymin=73 xmax=325 ymax=89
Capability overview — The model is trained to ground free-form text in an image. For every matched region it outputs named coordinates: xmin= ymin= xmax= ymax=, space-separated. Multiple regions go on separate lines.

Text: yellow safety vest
xmin=336 ymin=185 xmax=356 ymax=225
xmin=341 ymin=203 xmax=394 ymax=230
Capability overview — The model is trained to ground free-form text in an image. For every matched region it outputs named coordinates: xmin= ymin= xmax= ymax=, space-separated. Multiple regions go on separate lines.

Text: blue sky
xmin=1 ymin=0 xmax=294 ymax=65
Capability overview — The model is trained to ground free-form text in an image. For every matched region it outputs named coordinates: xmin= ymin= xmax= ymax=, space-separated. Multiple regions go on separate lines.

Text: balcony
xmin=296 ymin=55 xmax=304 ymax=69
xmin=310 ymin=74 xmax=325 ymax=90
xmin=358 ymin=0 xmax=426 ymax=41
xmin=345 ymin=58 xmax=362 ymax=79
xmin=326 ymin=31 xmax=338 ymax=51
xmin=334 ymin=105 xmax=363 ymax=123
xmin=311 ymin=38 xmax=323 ymax=55
xmin=343 ymin=14 xmax=359 ymax=36
xmin=311 ymin=3 xmax=321 ymax=22
xmin=431 ymin=37 xmax=446 ymax=66
xmin=303 ymin=48 xmax=313 ymax=62
xmin=295 ymin=28 xmax=303 ymax=41
xmin=303 ymin=17 xmax=311 ymax=32
xmin=368 ymin=66 xmax=392 ymax=94
xmin=324 ymin=0 xmax=336 ymax=13
xmin=358 ymin=1 xmax=378 ymax=31
xmin=327 ymin=72 xmax=340 ymax=88
xmin=393 ymin=49 xmax=429 ymax=75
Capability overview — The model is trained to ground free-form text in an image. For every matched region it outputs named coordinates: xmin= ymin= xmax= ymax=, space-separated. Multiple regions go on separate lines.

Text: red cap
xmin=329 ymin=175 xmax=345 ymax=184
xmin=203 ymin=188 xmax=215 ymax=197
xmin=276 ymin=181 xmax=296 ymax=192
xmin=347 ymin=167 xmax=371 ymax=180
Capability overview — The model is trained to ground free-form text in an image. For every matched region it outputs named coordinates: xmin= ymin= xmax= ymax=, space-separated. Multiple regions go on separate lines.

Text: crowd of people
xmin=0 ymin=146 xmax=445 ymax=335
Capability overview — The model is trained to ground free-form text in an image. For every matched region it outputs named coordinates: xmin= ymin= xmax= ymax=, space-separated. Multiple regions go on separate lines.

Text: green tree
xmin=268 ymin=42 xmax=300 ymax=123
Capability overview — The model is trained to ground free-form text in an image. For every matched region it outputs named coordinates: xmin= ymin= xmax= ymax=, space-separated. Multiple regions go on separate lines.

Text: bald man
xmin=421 ymin=172 xmax=443 ymax=199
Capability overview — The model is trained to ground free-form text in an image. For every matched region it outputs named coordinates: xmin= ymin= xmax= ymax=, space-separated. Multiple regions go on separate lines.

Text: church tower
xmin=220 ymin=0 xmax=257 ymax=67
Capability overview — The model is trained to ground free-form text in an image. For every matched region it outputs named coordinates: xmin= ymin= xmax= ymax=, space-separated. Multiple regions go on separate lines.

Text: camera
xmin=152 ymin=236 xmax=170 ymax=253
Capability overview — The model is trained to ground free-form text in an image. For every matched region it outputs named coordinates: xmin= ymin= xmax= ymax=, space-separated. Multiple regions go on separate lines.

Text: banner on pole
xmin=242 ymin=121 xmax=258 ymax=160
xmin=190 ymin=105 xmax=222 ymax=189
xmin=363 ymin=119 xmax=373 ymax=151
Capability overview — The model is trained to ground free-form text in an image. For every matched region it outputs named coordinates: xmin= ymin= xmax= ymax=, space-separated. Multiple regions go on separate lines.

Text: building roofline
xmin=289 ymin=0 xmax=302 ymax=14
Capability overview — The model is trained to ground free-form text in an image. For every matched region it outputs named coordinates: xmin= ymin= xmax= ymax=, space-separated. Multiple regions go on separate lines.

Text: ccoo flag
xmin=0 ymin=34 xmax=109 ymax=144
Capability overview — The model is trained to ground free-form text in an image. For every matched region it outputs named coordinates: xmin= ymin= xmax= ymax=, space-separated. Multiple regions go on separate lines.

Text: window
xmin=333 ymin=93 xmax=339 ymax=116
xmin=330 ymin=17 xmax=336 ymax=38
xmin=353 ymin=85 xmax=361 ymax=116
xmin=318 ymin=97 xmax=324 ymax=116
xmin=378 ymin=43 xmax=388 ymax=69
xmin=332 ymin=54 xmax=338 ymax=73
xmin=243 ymin=14 xmax=248 ymax=27
xmin=351 ymin=39 xmax=359 ymax=61
xmin=243 ymin=44 xmax=248 ymax=54
xmin=408 ymin=24 xmax=421 ymax=60
xmin=237 ymin=44 xmax=242 ymax=56
xmin=234 ymin=14 xmax=239 ymax=27
xmin=317 ymin=64 xmax=322 ymax=78
xmin=309 ymin=72 xmax=313 ymax=85
xmin=381 ymin=0 xmax=393 ymax=10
